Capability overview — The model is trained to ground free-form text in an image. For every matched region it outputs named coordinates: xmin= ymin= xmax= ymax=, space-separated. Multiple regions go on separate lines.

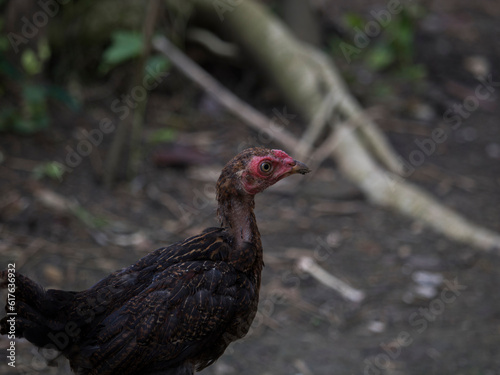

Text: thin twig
xmin=297 ymin=256 xmax=365 ymax=303
xmin=296 ymin=88 xmax=339 ymax=160
xmin=293 ymin=359 xmax=314 ymax=375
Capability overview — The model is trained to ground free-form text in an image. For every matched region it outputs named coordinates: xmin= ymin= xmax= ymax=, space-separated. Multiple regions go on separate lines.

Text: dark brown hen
xmin=0 ymin=147 xmax=310 ymax=375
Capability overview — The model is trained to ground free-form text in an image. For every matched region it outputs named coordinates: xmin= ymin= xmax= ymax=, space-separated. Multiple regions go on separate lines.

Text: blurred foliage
xmin=0 ymin=28 xmax=79 ymax=134
xmin=33 ymin=161 xmax=66 ymax=181
xmin=99 ymin=29 xmax=171 ymax=76
xmin=330 ymin=4 xmax=426 ymax=83
xmin=364 ymin=6 xmax=425 ymax=76
xmin=0 ymin=0 xmax=169 ymax=137
xmin=145 ymin=54 xmax=171 ymax=80
xmin=21 ymin=41 xmax=51 ymax=75
xmin=71 ymin=205 xmax=109 ymax=229
xmin=148 ymin=128 xmax=177 ymax=144
xmin=99 ymin=30 xmax=144 ymax=73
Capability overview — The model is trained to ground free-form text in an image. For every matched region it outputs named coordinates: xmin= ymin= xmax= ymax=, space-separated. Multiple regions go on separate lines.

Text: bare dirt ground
xmin=1 ymin=1 xmax=500 ymax=374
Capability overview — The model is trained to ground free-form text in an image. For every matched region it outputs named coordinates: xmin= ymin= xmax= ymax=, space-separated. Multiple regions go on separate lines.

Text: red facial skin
xmin=241 ymin=150 xmax=297 ymax=195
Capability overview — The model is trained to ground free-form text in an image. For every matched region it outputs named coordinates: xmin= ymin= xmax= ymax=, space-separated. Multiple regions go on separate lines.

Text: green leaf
xmin=38 ymin=38 xmax=51 ymax=62
xmin=343 ymin=12 xmax=365 ymax=29
xmin=396 ymin=64 xmax=427 ymax=81
xmin=71 ymin=205 xmax=108 ymax=229
xmin=145 ymin=54 xmax=171 ymax=79
xmin=101 ymin=30 xmax=143 ymax=71
xmin=9 ymin=118 xmax=47 ymax=134
xmin=0 ymin=37 xmax=9 ymax=52
xmin=149 ymin=128 xmax=177 ymax=144
xmin=328 ymin=36 xmax=348 ymax=58
xmin=21 ymin=49 xmax=43 ymax=75
xmin=33 ymin=161 xmax=66 ymax=181
xmin=18 ymin=84 xmax=49 ymax=134
xmin=371 ymin=82 xmax=394 ymax=98
xmin=366 ymin=44 xmax=395 ymax=71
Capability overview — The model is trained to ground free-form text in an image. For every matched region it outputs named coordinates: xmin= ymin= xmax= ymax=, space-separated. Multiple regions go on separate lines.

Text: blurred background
xmin=1 ymin=0 xmax=499 ymax=374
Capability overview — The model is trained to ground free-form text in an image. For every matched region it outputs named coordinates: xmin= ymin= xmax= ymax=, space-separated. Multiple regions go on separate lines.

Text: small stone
xmin=43 ymin=264 xmax=64 ymax=285
xmin=464 ymin=55 xmax=490 ymax=79
xmin=414 ymin=285 xmax=438 ymax=299
xmin=410 ymin=101 xmax=435 ymax=121
xmin=486 ymin=143 xmax=500 ymax=159
xmin=213 ymin=361 xmax=235 ymax=375
xmin=326 ymin=231 xmax=341 ymax=247
xmin=426 ymin=347 xmax=442 ymax=360
xmin=412 ymin=271 xmax=444 ymax=287
xmin=402 ymin=291 xmax=415 ymax=304
xmin=367 ymin=320 xmax=386 ymax=333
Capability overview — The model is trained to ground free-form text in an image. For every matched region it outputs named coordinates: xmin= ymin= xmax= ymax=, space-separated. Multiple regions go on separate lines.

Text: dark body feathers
xmin=1 ymin=148 xmax=309 ymax=374
xmin=2 ymin=228 xmax=260 ymax=374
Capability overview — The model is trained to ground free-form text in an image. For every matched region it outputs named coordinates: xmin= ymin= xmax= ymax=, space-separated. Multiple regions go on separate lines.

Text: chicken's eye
xmin=259 ymin=161 xmax=273 ymax=174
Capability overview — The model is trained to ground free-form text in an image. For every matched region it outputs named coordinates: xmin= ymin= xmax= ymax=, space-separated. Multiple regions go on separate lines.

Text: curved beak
xmin=291 ymin=160 xmax=311 ymax=175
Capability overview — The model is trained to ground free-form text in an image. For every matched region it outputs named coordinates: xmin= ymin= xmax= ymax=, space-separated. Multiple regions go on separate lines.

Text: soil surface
xmin=1 ymin=1 xmax=500 ymax=375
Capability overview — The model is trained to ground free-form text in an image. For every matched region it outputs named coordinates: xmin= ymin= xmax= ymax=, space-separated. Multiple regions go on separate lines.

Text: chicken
xmin=0 ymin=147 xmax=310 ymax=375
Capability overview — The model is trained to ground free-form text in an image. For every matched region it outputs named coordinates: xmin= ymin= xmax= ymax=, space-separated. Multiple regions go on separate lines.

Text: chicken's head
xmin=217 ymin=148 xmax=310 ymax=198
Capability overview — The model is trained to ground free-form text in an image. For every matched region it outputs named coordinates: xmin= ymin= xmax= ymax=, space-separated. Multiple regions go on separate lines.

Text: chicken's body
xmin=1 ymin=148 xmax=310 ymax=374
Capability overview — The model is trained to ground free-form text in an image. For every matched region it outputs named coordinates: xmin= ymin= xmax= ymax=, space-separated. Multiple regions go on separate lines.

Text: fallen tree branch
xmin=332 ymin=124 xmax=500 ymax=251
xmin=301 ymin=44 xmax=406 ymax=175
xmin=191 ymin=0 xmax=405 ymax=175
xmin=295 ymin=88 xmax=339 ymax=161
xmin=155 ymin=1 xmax=500 ymax=252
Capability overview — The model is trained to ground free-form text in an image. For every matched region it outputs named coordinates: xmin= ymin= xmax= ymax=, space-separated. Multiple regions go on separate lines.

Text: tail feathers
xmin=6 ymin=317 xmax=54 ymax=347
xmin=1 ymin=270 xmax=77 ymax=349
xmin=1 ymin=271 xmax=46 ymax=308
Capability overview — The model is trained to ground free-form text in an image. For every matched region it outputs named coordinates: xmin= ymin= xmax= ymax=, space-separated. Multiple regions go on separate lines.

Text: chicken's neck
xmin=217 ymin=193 xmax=263 ymax=273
